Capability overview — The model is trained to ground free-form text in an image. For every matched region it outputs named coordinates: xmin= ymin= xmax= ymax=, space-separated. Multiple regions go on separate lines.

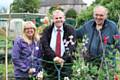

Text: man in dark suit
xmin=41 ymin=10 xmax=76 ymax=80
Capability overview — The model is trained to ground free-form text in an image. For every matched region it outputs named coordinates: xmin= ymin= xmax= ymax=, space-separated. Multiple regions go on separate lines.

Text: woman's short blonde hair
xmin=22 ymin=21 xmax=40 ymax=44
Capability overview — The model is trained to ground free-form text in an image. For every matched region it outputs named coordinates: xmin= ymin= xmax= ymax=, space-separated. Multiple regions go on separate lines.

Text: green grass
xmin=0 ymin=64 xmax=14 ymax=76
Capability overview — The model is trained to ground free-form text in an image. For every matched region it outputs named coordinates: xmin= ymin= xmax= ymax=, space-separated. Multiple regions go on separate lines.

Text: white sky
xmin=83 ymin=0 xmax=95 ymax=6
xmin=0 ymin=0 xmax=13 ymax=8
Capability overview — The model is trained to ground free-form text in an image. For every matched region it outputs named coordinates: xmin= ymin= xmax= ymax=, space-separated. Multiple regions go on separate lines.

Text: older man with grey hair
xmin=76 ymin=5 xmax=120 ymax=70
xmin=76 ymin=5 xmax=120 ymax=79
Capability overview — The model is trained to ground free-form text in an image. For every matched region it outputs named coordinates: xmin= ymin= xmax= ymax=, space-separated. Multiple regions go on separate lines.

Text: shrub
xmin=65 ymin=8 xmax=77 ymax=19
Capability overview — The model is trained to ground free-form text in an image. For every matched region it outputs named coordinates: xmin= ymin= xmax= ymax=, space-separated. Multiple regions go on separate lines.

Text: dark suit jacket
xmin=41 ymin=23 xmax=76 ymax=63
xmin=40 ymin=23 xmax=76 ymax=79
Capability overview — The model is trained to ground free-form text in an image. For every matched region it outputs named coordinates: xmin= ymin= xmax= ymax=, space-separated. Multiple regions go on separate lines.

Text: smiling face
xmin=24 ymin=21 xmax=36 ymax=39
xmin=93 ymin=6 xmax=108 ymax=26
xmin=53 ymin=10 xmax=65 ymax=28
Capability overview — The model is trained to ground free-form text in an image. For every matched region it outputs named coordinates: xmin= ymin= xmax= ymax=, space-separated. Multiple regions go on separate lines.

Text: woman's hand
xmin=28 ymin=68 xmax=36 ymax=74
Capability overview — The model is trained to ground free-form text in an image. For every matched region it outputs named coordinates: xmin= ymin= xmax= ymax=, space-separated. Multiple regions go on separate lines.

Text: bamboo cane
xmin=5 ymin=10 xmax=11 ymax=80
xmin=5 ymin=18 xmax=8 ymax=80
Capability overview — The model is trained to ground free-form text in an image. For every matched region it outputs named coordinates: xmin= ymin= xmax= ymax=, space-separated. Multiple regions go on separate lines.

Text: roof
xmin=0 ymin=13 xmax=45 ymax=19
xmin=40 ymin=0 xmax=86 ymax=7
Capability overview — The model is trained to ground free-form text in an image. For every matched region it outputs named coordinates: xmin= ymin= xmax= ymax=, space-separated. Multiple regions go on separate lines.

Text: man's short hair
xmin=93 ymin=5 xmax=109 ymax=15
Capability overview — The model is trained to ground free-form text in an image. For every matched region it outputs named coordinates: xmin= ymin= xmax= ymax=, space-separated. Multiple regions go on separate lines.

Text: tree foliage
xmin=77 ymin=0 xmax=120 ymax=28
xmin=105 ymin=0 xmax=120 ymax=23
xmin=76 ymin=6 xmax=93 ymax=28
xmin=65 ymin=8 xmax=77 ymax=19
xmin=48 ymin=5 xmax=64 ymax=15
xmin=10 ymin=0 xmax=40 ymax=13
xmin=95 ymin=0 xmax=120 ymax=24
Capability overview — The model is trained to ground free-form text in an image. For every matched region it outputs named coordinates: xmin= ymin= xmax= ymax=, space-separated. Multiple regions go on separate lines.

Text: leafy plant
xmin=65 ymin=8 xmax=77 ymax=19
xmin=71 ymin=35 xmax=120 ymax=80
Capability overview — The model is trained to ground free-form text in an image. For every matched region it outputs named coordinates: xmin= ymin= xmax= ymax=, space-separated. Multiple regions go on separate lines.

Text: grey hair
xmin=93 ymin=5 xmax=109 ymax=16
xmin=52 ymin=10 xmax=65 ymax=17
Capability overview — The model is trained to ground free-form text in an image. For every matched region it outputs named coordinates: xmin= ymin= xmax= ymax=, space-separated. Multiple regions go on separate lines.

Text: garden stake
xmin=98 ymin=30 xmax=110 ymax=80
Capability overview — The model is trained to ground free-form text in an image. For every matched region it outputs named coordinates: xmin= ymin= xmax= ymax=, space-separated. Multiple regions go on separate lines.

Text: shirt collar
xmin=54 ymin=26 xmax=63 ymax=32
xmin=92 ymin=19 xmax=108 ymax=30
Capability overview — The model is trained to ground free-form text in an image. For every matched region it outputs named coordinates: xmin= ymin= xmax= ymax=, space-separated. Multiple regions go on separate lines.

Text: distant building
xmin=0 ymin=13 xmax=46 ymax=38
xmin=39 ymin=0 xmax=87 ymax=14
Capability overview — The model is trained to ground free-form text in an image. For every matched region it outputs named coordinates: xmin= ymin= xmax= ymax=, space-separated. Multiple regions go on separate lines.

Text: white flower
xmin=64 ymin=39 xmax=67 ymax=43
xmin=77 ymin=68 xmax=81 ymax=74
xmin=71 ymin=42 xmax=75 ymax=45
xmin=64 ymin=77 xmax=70 ymax=80
xmin=82 ymin=38 xmax=85 ymax=42
xmin=82 ymin=43 xmax=85 ymax=46
xmin=64 ymin=44 xmax=68 ymax=47
xmin=69 ymin=35 xmax=73 ymax=39
xmin=37 ymin=71 xmax=43 ymax=79
xmin=84 ymin=47 xmax=87 ymax=51
xmin=69 ymin=39 xmax=73 ymax=43
xmin=66 ymin=41 xmax=70 ymax=45
xmin=65 ymin=47 xmax=69 ymax=51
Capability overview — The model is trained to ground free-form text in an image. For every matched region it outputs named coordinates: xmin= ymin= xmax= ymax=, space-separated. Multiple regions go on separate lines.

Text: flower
xmin=64 ymin=35 xmax=75 ymax=47
xmin=37 ymin=71 xmax=43 ymax=80
xmin=43 ymin=16 xmax=49 ymax=24
xmin=113 ymin=35 xmax=120 ymax=39
xmin=77 ymin=68 xmax=81 ymax=74
xmin=114 ymin=74 xmax=119 ymax=80
xmin=64 ymin=77 xmax=70 ymax=80
xmin=69 ymin=35 xmax=73 ymax=39
xmin=64 ymin=41 xmax=69 ymax=47
xmin=64 ymin=39 xmax=67 ymax=43
xmin=103 ymin=35 xmax=109 ymax=45
xmin=81 ymin=35 xmax=89 ymax=52
xmin=63 ymin=35 xmax=75 ymax=53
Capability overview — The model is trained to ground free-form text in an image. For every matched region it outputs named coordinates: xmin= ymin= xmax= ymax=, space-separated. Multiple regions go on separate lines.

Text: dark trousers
xmin=15 ymin=77 xmax=29 ymax=80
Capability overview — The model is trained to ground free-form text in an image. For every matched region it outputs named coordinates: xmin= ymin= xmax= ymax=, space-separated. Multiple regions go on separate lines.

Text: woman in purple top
xmin=12 ymin=21 xmax=42 ymax=80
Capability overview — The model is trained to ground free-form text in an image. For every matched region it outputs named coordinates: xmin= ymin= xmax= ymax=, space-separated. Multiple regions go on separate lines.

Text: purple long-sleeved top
xmin=12 ymin=36 xmax=42 ymax=78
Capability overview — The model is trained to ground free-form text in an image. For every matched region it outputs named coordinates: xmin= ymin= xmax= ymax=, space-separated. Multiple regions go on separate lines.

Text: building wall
xmin=39 ymin=4 xmax=87 ymax=14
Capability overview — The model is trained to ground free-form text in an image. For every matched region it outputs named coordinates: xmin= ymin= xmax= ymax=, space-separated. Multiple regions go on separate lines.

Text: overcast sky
xmin=0 ymin=0 xmax=13 ymax=8
xmin=83 ymin=0 xmax=95 ymax=6
xmin=0 ymin=0 xmax=95 ymax=10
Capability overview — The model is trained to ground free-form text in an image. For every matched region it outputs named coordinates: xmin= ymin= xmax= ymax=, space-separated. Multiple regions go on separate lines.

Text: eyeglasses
xmin=24 ymin=27 xmax=35 ymax=30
